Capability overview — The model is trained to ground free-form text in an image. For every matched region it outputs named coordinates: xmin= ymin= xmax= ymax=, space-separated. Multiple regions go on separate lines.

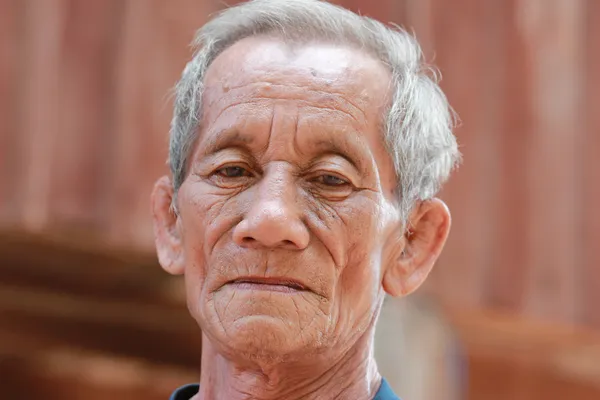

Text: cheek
xmin=179 ymin=179 xmax=246 ymax=257
xmin=330 ymin=195 xmax=387 ymax=321
xmin=178 ymin=182 xmax=244 ymax=310
xmin=308 ymin=191 xmax=387 ymax=283
xmin=335 ymin=195 xmax=386 ymax=267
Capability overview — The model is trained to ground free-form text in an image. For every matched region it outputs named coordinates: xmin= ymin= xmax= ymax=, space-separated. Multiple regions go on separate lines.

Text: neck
xmin=194 ymin=329 xmax=381 ymax=400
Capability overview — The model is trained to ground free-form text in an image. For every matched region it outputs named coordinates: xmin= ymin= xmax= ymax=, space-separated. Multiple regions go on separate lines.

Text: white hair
xmin=169 ymin=0 xmax=460 ymax=219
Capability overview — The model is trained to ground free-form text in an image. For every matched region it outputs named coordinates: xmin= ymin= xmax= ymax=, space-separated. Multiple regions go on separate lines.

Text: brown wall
xmin=1 ymin=0 xmax=598 ymax=328
xmin=428 ymin=0 xmax=598 ymax=329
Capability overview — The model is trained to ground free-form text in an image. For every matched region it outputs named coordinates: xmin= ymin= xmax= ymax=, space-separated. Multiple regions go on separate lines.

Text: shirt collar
xmin=170 ymin=378 xmax=400 ymax=400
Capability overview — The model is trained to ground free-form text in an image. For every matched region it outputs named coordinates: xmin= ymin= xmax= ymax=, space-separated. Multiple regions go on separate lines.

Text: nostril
xmin=239 ymin=237 xmax=296 ymax=247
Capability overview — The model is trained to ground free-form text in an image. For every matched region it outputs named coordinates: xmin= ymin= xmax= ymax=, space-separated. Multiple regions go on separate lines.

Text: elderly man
xmin=151 ymin=0 xmax=459 ymax=399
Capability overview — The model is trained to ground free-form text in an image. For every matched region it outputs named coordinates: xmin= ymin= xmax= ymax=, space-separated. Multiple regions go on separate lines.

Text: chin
xmin=217 ymin=314 xmax=325 ymax=363
xmin=239 ymin=316 xmax=309 ymax=359
xmin=197 ymin=288 xmax=332 ymax=362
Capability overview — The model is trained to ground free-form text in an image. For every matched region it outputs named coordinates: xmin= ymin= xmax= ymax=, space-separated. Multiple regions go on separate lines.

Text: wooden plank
xmin=583 ymin=0 xmax=600 ymax=328
xmin=0 ymin=0 xmax=19 ymax=224
xmin=47 ymin=0 xmax=124 ymax=230
xmin=0 ymin=284 xmax=200 ymax=366
xmin=518 ymin=0 xmax=584 ymax=324
xmin=15 ymin=0 xmax=68 ymax=232
xmin=0 ymin=231 xmax=176 ymax=305
xmin=477 ymin=0 xmax=538 ymax=314
xmin=423 ymin=0 xmax=501 ymax=308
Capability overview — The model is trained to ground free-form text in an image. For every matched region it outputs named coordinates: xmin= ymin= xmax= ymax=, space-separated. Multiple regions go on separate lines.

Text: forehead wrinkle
xmin=200 ymin=101 xmax=378 ymax=176
xmin=202 ymin=93 xmax=366 ymax=154
xmin=206 ymin=81 xmax=367 ymax=125
xmin=207 ymin=96 xmax=362 ymax=130
xmin=234 ymin=81 xmax=368 ymax=118
xmin=202 ymin=97 xmax=265 ymax=133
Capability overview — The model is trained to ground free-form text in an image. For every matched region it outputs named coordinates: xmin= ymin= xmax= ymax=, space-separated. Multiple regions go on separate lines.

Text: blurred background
xmin=0 ymin=0 xmax=598 ymax=399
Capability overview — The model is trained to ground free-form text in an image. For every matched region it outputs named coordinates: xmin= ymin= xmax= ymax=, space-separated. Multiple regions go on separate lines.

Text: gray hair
xmin=169 ymin=0 xmax=460 ymax=219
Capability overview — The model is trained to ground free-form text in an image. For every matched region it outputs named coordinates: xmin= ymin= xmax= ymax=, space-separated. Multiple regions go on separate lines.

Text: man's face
xmin=174 ymin=37 xmax=403 ymax=360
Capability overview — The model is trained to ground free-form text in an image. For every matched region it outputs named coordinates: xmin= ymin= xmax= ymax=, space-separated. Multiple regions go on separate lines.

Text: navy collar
xmin=170 ymin=378 xmax=400 ymax=400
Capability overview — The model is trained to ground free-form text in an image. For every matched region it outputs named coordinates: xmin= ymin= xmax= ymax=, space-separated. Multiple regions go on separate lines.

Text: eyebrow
xmin=198 ymin=125 xmax=373 ymax=174
xmin=199 ymin=128 xmax=255 ymax=156
xmin=310 ymin=136 xmax=370 ymax=173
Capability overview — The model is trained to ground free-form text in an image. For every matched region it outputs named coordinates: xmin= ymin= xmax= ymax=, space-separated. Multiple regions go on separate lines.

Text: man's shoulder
xmin=374 ymin=378 xmax=402 ymax=400
xmin=169 ymin=378 xmax=400 ymax=400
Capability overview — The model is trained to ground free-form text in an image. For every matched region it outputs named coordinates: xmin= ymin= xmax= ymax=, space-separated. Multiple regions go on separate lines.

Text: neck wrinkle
xmin=194 ymin=327 xmax=382 ymax=400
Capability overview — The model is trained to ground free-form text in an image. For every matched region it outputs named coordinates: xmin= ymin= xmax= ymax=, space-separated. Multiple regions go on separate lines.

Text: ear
xmin=151 ymin=176 xmax=185 ymax=275
xmin=382 ymin=198 xmax=451 ymax=297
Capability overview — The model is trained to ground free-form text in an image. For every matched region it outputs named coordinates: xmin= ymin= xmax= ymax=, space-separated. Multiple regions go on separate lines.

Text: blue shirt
xmin=170 ymin=378 xmax=400 ymax=399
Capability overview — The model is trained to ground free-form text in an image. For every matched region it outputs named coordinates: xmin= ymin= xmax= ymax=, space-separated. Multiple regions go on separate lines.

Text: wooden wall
xmin=0 ymin=0 xmax=213 ymax=251
xmin=0 ymin=0 xmax=599 ymax=398
xmin=423 ymin=0 xmax=598 ymax=329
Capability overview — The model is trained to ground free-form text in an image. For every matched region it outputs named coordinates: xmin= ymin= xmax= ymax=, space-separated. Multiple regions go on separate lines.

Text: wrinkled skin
xmin=152 ymin=36 xmax=451 ymax=400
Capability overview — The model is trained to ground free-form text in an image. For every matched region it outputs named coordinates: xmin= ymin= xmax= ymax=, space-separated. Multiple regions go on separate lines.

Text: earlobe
xmin=382 ymin=198 xmax=451 ymax=297
xmin=151 ymin=176 xmax=185 ymax=275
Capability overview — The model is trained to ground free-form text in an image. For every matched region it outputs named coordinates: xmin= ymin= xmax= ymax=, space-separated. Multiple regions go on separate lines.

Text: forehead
xmin=202 ymin=36 xmax=392 ymax=121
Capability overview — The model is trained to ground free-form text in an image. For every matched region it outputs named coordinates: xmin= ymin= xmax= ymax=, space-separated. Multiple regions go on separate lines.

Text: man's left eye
xmin=317 ymin=174 xmax=348 ymax=186
xmin=216 ymin=166 xmax=249 ymax=178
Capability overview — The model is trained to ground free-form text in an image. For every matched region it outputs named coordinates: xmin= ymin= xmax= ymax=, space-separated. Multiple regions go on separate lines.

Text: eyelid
xmin=217 ymin=165 xmax=249 ymax=173
xmin=204 ymin=150 xmax=258 ymax=172
xmin=319 ymin=172 xmax=348 ymax=182
xmin=213 ymin=162 xmax=255 ymax=176
xmin=308 ymin=162 xmax=357 ymax=185
xmin=306 ymin=172 xmax=353 ymax=190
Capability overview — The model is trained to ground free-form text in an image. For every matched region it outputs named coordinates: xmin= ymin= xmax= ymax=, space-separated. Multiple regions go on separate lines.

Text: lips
xmin=227 ymin=276 xmax=308 ymax=291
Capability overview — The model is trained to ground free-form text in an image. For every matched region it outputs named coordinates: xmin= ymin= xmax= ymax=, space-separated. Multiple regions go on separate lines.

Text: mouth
xmin=226 ymin=276 xmax=309 ymax=293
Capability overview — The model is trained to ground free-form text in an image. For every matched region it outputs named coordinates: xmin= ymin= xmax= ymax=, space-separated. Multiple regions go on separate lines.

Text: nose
xmin=232 ymin=169 xmax=310 ymax=250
